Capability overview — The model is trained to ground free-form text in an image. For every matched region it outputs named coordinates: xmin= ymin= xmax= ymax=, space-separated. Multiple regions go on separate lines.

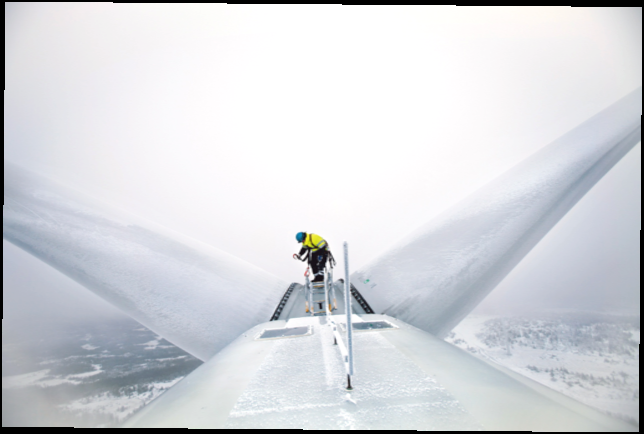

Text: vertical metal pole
xmin=343 ymin=242 xmax=354 ymax=381
xmin=324 ymin=269 xmax=330 ymax=316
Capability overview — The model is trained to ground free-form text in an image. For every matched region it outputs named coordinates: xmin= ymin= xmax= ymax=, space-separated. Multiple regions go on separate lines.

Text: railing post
xmin=343 ymin=242 xmax=354 ymax=388
xmin=330 ymin=268 xmax=337 ymax=310
xmin=304 ymin=271 xmax=312 ymax=315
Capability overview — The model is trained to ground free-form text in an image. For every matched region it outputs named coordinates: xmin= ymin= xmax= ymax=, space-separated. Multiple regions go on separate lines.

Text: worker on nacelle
xmin=293 ymin=232 xmax=335 ymax=282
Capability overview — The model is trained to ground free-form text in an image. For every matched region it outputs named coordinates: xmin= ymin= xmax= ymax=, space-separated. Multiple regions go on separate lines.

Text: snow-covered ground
xmin=2 ymin=364 xmax=105 ymax=390
xmin=2 ymin=318 xmax=202 ymax=427
xmin=59 ymin=378 xmax=184 ymax=426
xmin=445 ymin=311 xmax=639 ymax=425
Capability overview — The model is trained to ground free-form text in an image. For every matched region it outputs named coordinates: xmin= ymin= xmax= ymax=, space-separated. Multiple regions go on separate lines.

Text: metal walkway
xmin=270 ymin=279 xmax=371 ymax=321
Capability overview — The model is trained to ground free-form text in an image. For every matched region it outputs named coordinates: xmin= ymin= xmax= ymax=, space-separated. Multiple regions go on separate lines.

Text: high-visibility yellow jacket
xmin=300 ymin=233 xmax=328 ymax=252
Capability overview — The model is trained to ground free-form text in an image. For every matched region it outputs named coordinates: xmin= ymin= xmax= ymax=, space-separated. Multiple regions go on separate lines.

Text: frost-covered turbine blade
xmin=3 ymin=163 xmax=288 ymax=361
xmin=351 ymin=87 xmax=641 ymax=338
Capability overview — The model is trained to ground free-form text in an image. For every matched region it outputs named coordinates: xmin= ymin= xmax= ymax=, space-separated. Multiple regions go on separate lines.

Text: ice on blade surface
xmin=351 ymin=87 xmax=642 ymax=338
xmin=3 ymin=163 xmax=289 ymax=361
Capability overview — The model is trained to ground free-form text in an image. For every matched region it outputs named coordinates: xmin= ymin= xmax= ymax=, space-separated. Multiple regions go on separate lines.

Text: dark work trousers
xmin=310 ymin=249 xmax=329 ymax=282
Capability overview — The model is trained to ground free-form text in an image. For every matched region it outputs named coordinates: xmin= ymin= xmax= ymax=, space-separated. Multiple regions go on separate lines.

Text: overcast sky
xmin=4 ymin=5 xmax=641 ymax=324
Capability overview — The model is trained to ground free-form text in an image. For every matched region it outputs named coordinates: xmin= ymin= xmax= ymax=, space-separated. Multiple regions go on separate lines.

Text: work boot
xmin=312 ymin=274 xmax=324 ymax=282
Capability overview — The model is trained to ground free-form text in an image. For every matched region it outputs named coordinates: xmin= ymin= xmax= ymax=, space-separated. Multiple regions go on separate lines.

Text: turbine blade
xmin=351 ymin=87 xmax=642 ymax=338
xmin=3 ymin=163 xmax=288 ymax=361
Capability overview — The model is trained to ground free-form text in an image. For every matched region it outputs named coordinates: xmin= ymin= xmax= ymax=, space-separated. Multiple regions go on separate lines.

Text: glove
xmin=293 ymin=254 xmax=302 ymax=261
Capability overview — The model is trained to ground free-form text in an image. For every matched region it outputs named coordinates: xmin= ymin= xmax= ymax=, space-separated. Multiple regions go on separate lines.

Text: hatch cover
xmin=340 ymin=320 xmax=397 ymax=332
xmin=256 ymin=326 xmax=312 ymax=340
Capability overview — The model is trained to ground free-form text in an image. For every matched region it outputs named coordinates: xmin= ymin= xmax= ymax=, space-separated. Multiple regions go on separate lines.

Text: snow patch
xmin=59 ymin=377 xmax=185 ymax=423
xmin=68 ymin=364 xmax=103 ymax=379
xmin=138 ymin=339 xmax=160 ymax=350
xmin=2 ymin=370 xmax=51 ymax=389
xmin=1 ymin=369 xmax=87 ymax=389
